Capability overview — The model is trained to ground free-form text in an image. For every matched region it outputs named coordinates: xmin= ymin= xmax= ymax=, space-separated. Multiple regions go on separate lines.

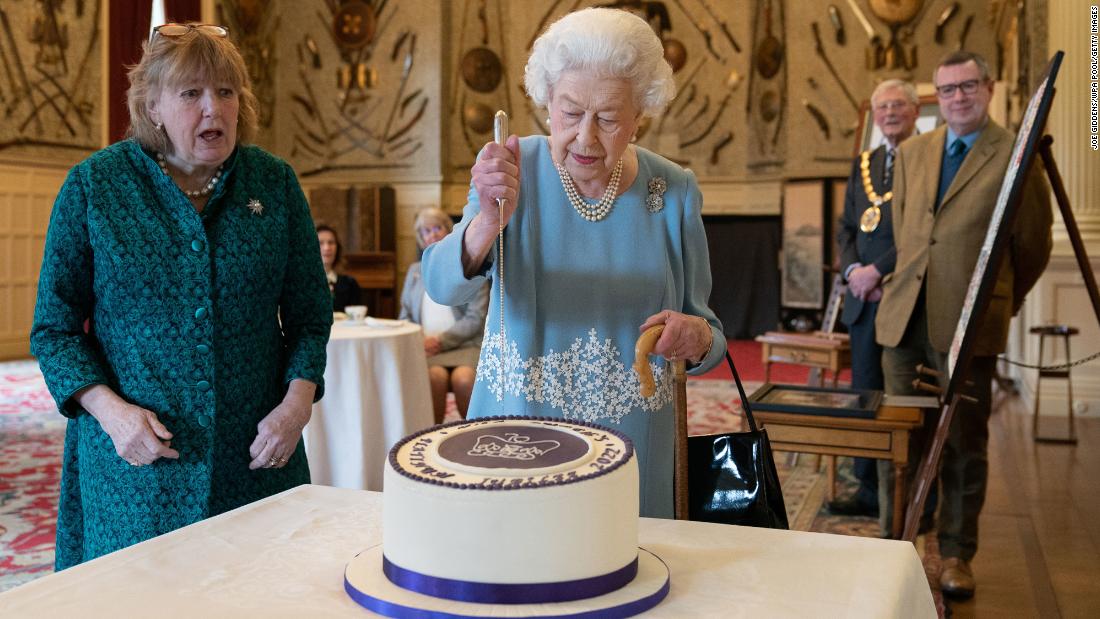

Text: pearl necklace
xmin=156 ymin=152 xmax=223 ymax=199
xmin=554 ymin=158 xmax=624 ymax=222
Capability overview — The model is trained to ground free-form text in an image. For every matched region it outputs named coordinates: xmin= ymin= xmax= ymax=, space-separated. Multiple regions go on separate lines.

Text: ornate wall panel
xmin=217 ymin=0 xmax=443 ymax=182
xmin=0 ymin=0 xmax=102 ymax=160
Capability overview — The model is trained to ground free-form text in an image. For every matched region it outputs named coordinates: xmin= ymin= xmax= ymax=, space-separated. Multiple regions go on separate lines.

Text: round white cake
xmin=383 ymin=416 xmax=639 ymax=600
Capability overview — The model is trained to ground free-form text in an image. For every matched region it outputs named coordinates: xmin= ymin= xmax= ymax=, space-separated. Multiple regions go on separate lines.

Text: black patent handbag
xmin=687 ymin=351 xmax=789 ymax=529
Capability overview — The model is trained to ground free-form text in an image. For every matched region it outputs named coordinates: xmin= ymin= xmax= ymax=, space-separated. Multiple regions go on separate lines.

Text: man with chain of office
xmin=830 ymin=79 xmax=920 ymax=520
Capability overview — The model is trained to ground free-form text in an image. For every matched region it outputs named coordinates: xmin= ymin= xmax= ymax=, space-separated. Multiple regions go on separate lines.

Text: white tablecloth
xmin=0 ymin=485 xmax=936 ymax=618
xmin=304 ymin=322 xmax=433 ymax=490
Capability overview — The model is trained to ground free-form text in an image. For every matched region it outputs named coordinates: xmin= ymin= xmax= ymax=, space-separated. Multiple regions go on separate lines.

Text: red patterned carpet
xmin=0 ymin=361 xmax=65 ymax=592
xmin=0 ymin=345 xmax=940 ymax=614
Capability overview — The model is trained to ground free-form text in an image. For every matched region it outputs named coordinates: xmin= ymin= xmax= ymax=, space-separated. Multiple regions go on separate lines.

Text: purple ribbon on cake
xmin=382 ymin=554 xmax=639 ymax=604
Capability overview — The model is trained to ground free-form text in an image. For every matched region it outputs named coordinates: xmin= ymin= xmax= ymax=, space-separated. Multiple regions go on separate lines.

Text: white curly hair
xmin=523 ymin=8 xmax=675 ymax=118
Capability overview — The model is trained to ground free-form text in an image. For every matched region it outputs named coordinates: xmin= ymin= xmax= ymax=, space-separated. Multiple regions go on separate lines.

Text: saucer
xmin=365 ymin=317 xmax=406 ymax=328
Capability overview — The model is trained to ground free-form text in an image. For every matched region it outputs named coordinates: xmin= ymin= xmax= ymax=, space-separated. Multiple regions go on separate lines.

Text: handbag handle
xmin=725 ymin=350 xmax=759 ymax=433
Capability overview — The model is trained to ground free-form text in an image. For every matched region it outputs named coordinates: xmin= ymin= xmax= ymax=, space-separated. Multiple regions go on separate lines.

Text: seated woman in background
xmin=317 ymin=224 xmax=363 ymax=312
xmin=400 ymin=208 xmax=489 ymax=423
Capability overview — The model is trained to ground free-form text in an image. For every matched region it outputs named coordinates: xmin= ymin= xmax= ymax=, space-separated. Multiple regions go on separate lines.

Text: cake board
xmin=344 ymin=545 xmax=671 ymax=618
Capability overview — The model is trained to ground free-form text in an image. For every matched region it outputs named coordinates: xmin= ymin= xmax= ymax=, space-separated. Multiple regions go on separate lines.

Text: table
xmin=752 ymin=397 xmax=926 ymax=539
xmin=0 ymin=485 xmax=936 ymax=617
xmin=755 ymin=331 xmax=851 ymax=387
xmin=304 ymin=321 xmax=433 ymax=490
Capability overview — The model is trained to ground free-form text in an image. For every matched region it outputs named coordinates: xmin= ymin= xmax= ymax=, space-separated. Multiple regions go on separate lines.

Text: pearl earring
xmin=546 ymin=117 xmax=551 ymax=124
xmin=155 ymin=122 xmax=163 ymax=131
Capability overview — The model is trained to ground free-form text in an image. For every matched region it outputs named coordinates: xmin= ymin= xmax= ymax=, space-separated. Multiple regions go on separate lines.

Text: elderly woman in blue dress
xmin=30 ymin=23 xmax=331 ymax=568
xmin=421 ymin=8 xmax=724 ymax=518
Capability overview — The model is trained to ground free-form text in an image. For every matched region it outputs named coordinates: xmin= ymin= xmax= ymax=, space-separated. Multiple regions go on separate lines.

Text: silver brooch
xmin=247 ymin=199 xmax=264 ymax=215
xmin=646 ymin=177 xmax=667 ymax=213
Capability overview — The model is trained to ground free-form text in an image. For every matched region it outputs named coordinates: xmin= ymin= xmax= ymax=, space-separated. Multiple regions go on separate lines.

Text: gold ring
xmin=129 ymin=460 xmax=139 ymax=466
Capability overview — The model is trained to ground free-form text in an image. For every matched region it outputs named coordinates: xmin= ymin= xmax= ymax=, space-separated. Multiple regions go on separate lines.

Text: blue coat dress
xmin=30 ymin=140 xmax=332 ymax=568
xmin=421 ymin=137 xmax=724 ymax=517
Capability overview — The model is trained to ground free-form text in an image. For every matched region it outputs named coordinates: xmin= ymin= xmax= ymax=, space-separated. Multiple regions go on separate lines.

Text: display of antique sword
xmin=527 ymin=0 xmax=574 ymax=50
xmin=381 ymin=33 xmax=416 ymax=147
xmin=386 ymin=96 xmax=427 ymax=144
xmin=671 ymin=83 xmax=697 ymax=118
xmin=828 ymin=5 xmax=846 ymax=45
xmin=802 ymin=99 xmax=831 ymax=140
xmin=934 ymin=2 xmax=959 ymax=44
xmin=956 ymin=14 xmax=973 ymax=51
xmin=0 ymin=8 xmax=41 ymax=131
xmin=811 ymin=21 xmax=859 ymax=111
xmin=845 ymin=0 xmax=884 ymax=68
xmin=685 ymin=94 xmax=711 ymax=127
xmin=680 ymin=71 xmax=739 ymax=149
xmin=670 ymin=0 xmax=724 ymax=62
xmin=696 ymin=0 xmax=741 ymax=53
xmin=709 ymin=130 xmax=734 ymax=164
xmin=660 ymin=57 xmax=706 ymax=133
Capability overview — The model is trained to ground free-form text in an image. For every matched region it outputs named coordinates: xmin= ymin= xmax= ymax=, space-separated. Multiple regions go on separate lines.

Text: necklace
xmin=859 ymin=150 xmax=892 ymax=206
xmin=859 ymin=150 xmax=890 ymax=233
xmin=554 ymin=158 xmax=624 ymax=222
xmin=156 ymin=152 xmax=223 ymax=199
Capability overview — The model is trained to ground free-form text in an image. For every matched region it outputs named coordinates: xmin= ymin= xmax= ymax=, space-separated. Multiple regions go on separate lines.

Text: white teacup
xmin=345 ymin=305 xmax=368 ymax=322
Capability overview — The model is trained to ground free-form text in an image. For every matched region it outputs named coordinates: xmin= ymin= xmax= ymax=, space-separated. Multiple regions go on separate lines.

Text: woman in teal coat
xmin=30 ymin=24 xmax=332 ymax=568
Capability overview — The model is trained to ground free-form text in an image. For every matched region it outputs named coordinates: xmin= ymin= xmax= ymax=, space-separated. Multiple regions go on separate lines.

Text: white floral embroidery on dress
xmin=476 ymin=328 xmax=673 ymax=424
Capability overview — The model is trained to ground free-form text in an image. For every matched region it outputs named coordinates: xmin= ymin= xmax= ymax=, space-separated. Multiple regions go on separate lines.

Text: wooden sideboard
xmin=344 ymin=252 xmax=397 ymax=318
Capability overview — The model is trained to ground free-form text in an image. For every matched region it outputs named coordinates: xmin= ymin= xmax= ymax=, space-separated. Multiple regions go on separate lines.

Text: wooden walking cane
xmin=635 ymin=325 xmax=690 ymax=520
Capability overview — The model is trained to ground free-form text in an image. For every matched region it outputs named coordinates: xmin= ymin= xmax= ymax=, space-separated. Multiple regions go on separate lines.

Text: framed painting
xmin=781 ymin=180 xmax=825 ymax=309
xmin=748 ymin=383 xmax=882 ymax=419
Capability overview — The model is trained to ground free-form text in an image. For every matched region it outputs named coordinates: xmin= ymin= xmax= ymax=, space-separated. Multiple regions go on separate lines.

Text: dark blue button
xmin=191 ymin=239 xmax=205 ymax=252
xmin=196 ymin=344 xmax=210 ymax=354
xmin=197 ymin=414 xmax=211 ymax=428
xmin=196 ymin=380 xmax=210 ymax=392
xmin=195 ymin=307 xmax=208 ymax=320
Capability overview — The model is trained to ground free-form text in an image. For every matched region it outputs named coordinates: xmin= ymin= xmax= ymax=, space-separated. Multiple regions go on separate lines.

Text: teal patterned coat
xmin=30 ymin=140 xmax=332 ymax=569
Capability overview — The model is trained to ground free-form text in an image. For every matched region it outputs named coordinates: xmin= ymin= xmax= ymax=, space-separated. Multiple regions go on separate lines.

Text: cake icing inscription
xmin=474 ymin=471 xmax=580 ymax=489
xmin=468 ymin=433 xmax=561 ymax=461
xmin=407 ymin=437 xmax=455 ymax=479
xmin=589 ymin=445 xmax=624 ymax=471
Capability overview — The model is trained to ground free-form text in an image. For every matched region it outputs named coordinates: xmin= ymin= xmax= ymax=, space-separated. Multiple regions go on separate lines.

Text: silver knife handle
xmin=494 ymin=110 xmax=509 ymax=146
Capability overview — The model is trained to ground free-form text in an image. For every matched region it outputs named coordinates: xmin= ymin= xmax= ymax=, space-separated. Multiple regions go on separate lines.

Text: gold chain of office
xmin=859 ymin=150 xmax=891 ymax=206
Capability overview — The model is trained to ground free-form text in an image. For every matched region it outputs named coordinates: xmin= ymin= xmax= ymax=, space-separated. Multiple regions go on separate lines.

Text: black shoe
xmin=826 ymin=496 xmax=879 ymax=517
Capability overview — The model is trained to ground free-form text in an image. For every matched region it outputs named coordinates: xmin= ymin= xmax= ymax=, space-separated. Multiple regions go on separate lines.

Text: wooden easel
xmin=902 ymin=135 xmax=1100 ymax=542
